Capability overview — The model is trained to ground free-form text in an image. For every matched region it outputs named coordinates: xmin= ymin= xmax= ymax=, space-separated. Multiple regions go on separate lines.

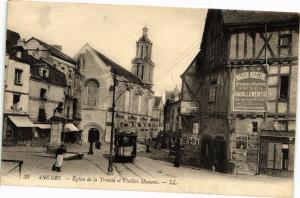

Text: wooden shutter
xmin=288 ymin=144 xmax=295 ymax=171
xmin=274 ymin=143 xmax=283 ymax=169
xmin=267 ymin=143 xmax=275 ymax=168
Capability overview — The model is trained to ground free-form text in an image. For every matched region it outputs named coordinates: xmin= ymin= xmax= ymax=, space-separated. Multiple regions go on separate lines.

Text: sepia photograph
xmin=1 ymin=0 xmax=299 ymax=197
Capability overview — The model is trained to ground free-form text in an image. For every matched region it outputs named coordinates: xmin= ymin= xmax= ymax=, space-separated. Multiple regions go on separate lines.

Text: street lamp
xmin=107 ymin=69 xmax=151 ymax=174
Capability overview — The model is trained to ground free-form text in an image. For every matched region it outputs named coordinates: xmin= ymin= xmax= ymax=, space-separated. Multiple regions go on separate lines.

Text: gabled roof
xmin=221 ymin=9 xmax=299 ymax=27
xmin=25 ymin=37 xmax=77 ymax=65
xmin=154 ymin=96 xmax=162 ymax=108
xmin=91 ymin=48 xmax=143 ymax=84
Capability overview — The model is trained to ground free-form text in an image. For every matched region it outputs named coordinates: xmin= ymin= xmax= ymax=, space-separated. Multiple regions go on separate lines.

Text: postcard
xmin=1 ymin=1 xmax=299 ymax=197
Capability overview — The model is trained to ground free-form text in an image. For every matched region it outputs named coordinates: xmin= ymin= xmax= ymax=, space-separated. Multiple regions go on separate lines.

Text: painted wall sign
xmin=233 ymin=66 xmax=267 ymax=112
xmin=181 ymin=101 xmax=198 ymax=114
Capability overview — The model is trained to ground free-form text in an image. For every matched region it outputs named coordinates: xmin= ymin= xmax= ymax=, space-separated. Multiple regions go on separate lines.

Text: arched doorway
xmin=82 ymin=122 xmax=103 ymax=143
xmin=88 ymin=128 xmax=100 ymax=143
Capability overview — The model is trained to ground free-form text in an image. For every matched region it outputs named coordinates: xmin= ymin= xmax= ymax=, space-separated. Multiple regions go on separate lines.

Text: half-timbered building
xmin=181 ymin=9 xmax=299 ymax=175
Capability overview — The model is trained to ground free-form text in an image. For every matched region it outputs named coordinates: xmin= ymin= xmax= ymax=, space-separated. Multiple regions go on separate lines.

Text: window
xmin=236 ymin=136 xmax=247 ymax=149
xmin=68 ymin=69 xmax=72 ymax=79
xmin=282 ymin=144 xmax=289 ymax=170
xmin=66 ymin=85 xmax=72 ymax=96
xmin=279 ymin=76 xmax=289 ymax=101
xmin=66 ymin=106 xmax=70 ymax=119
xmin=6 ymin=129 xmax=13 ymax=139
xmin=12 ymin=94 xmax=20 ymax=110
xmin=193 ymin=123 xmax=199 ymax=134
xmin=279 ymin=34 xmax=292 ymax=47
xmin=208 ymin=82 xmax=217 ymax=103
xmin=275 ymin=120 xmax=288 ymax=131
xmin=38 ymin=108 xmax=46 ymax=122
xmin=252 ymin=122 xmax=258 ymax=132
xmin=40 ymin=88 xmax=47 ymax=100
xmin=14 ymin=69 xmax=22 ymax=85
xmin=39 ymin=68 xmax=49 ymax=78
xmin=86 ymin=80 xmax=99 ymax=106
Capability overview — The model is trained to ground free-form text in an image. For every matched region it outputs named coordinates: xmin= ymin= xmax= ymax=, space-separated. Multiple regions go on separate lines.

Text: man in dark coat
xmin=173 ymin=139 xmax=183 ymax=167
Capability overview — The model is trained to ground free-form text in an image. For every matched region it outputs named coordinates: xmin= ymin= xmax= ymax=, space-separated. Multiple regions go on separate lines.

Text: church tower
xmin=132 ymin=26 xmax=155 ymax=87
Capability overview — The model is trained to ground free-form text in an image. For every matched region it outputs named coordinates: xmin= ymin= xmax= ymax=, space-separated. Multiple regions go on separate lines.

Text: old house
xmin=3 ymin=30 xmax=33 ymax=146
xmin=23 ymin=37 xmax=79 ymax=123
xmin=181 ymin=9 xmax=299 ymax=175
xmin=22 ymin=37 xmax=81 ymax=144
xmin=152 ymin=96 xmax=164 ymax=137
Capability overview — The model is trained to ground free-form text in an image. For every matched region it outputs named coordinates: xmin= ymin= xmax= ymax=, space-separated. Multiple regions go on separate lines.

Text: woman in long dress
xmin=52 ymin=145 xmax=66 ymax=172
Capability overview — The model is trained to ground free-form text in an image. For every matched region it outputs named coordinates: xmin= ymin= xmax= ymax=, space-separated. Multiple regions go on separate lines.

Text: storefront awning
xmin=8 ymin=115 xmax=35 ymax=128
xmin=35 ymin=124 xmax=51 ymax=129
xmin=64 ymin=123 xmax=79 ymax=132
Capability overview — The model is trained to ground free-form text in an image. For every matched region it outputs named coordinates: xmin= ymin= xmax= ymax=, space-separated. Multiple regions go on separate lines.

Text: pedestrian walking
xmin=52 ymin=145 xmax=66 ymax=172
xmin=173 ymin=139 xmax=182 ymax=167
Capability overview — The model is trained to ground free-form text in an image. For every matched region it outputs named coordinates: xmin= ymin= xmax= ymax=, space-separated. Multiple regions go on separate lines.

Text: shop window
xmin=282 ymin=144 xmax=289 ymax=170
xmin=279 ymin=76 xmax=289 ymax=101
xmin=268 ymin=143 xmax=285 ymax=169
xmin=236 ymin=136 xmax=247 ymax=149
xmin=252 ymin=122 xmax=258 ymax=132
xmin=279 ymin=34 xmax=292 ymax=48
xmin=208 ymin=82 xmax=216 ymax=103
xmin=40 ymin=88 xmax=47 ymax=100
xmin=14 ymin=69 xmax=22 ymax=85
xmin=12 ymin=94 xmax=20 ymax=110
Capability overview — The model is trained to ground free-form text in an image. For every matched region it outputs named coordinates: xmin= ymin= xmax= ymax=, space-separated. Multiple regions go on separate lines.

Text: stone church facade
xmin=75 ymin=27 xmax=158 ymax=143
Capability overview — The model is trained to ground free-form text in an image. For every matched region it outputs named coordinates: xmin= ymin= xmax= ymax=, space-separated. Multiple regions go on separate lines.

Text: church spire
xmin=143 ymin=26 xmax=148 ymax=37
xmin=131 ymin=26 xmax=155 ymax=87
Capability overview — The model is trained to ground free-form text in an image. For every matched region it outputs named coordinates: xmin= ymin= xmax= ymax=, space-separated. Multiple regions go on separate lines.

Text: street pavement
xmin=1 ymin=143 xmax=294 ymax=197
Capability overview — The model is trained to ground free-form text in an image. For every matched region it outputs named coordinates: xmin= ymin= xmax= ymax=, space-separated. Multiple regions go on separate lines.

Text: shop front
xmin=259 ymin=130 xmax=295 ymax=176
xmin=3 ymin=115 xmax=36 ymax=146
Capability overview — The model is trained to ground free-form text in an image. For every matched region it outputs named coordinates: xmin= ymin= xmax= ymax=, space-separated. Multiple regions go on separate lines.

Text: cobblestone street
xmin=1 ymin=143 xmax=293 ymax=197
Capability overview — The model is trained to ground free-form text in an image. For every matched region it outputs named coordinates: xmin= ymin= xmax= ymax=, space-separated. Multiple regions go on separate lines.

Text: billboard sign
xmin=233 ymin=66 xmax=267 ymax=112
xmin=181 ymin=101 xmax=198 ymax=115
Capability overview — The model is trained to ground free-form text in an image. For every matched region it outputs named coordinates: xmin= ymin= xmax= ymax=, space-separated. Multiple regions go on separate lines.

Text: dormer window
xmin=16 ymin=51 xmax=21 ymax=58
xmin=39 ymin=68 xmax=49 ymax=78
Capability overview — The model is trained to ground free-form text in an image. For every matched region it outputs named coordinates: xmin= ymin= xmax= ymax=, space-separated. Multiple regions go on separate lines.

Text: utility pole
xmin=107 ymin=69 xmax=116 ymax=174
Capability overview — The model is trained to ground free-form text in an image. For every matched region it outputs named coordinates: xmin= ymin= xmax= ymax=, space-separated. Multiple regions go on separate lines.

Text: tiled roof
xmin=26 ymin=37 xmax=77 ymax=65
xmin=221 ymin=9 xmax=299 ymax=26
xmin=92 ymin=48 xmax=143 ymax=84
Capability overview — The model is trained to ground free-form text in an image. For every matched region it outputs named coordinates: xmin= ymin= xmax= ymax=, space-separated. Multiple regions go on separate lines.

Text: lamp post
xmin=107 ymin=70 xmax=151 ymax=174
xmin=107 ymin=70 xmax=116 ymax=174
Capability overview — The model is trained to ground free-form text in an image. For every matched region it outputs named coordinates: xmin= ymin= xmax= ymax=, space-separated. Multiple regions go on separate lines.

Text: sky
xmin=6 ymin=1 xmax=207 ymax=97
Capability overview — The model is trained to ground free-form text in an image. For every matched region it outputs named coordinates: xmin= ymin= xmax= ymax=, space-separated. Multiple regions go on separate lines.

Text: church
xmin=74 ymin=26 xmax=159 ymax=143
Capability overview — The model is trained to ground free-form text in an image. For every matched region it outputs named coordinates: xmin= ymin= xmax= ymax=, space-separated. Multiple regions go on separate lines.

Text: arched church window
xmin=85 ymin=79 xmax=99 ymax=106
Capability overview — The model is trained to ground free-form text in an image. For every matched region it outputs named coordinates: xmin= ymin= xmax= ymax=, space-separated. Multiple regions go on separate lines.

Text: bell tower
xmin=132 ymin=26 xmax=155 ymax=87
